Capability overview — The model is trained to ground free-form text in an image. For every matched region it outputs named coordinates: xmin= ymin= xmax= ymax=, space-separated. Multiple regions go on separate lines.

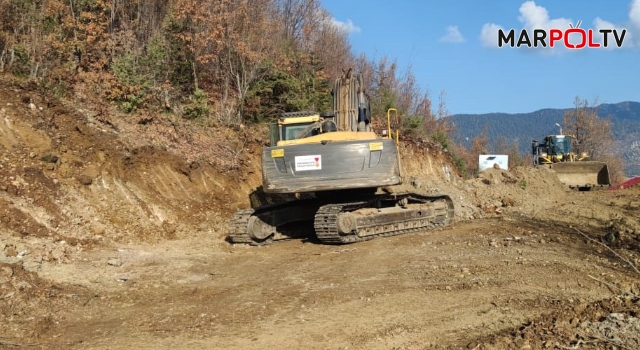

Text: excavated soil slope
xmin=0 ymin=77 xmax=639 ymax=350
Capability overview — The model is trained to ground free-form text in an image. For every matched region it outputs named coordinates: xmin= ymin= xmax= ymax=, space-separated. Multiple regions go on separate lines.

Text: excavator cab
xmin=269 ymin=111 xmax=343 ymax=146
xmin=272 ymin=111 xmax=321 ymax=143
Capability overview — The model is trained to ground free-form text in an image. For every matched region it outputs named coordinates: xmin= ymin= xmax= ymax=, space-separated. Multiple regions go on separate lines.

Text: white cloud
xmin=593 ymin=17 xmax=632 ymax=48
xmin=594 ymin=17 xmax=617 ymax=31
xmin=630 ymin=0 xmax=640 ymax=27
xmin=626 ymin=0 xmax=640 ymax=45
xmin=480 ymin=23 xmax=505 ymax=47
xmin=515 ymin=0 xmax=572 ymax=55
xmin=330 ymin=18 xmax=361 ymax=34
xmin=517 ymin=1 xmax=573 ymax=31
xmin=592 ymin=0 xmax=639 ymax=48
xmin=440 ymin=26 xmax=465 ymax=43
xmin=478 ymin=0 xmax=574 ymax=51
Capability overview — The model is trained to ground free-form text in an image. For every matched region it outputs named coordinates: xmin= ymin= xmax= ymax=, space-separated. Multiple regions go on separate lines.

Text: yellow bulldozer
xmin=227 ymin=68 xmax=454 ymax=245
xmin=531 ymin=132 xmax=610 ymax=190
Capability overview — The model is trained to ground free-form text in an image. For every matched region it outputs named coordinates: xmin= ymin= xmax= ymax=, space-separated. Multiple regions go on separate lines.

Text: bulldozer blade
xmin=548 ymin=161 xmax=611 ymax=189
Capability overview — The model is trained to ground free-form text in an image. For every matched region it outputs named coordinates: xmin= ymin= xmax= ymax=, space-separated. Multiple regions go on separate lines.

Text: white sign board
xmin=479 ymin=155 xmax=508 ymax=172
xmin=295 ymin=155 xmax=322 ymax=171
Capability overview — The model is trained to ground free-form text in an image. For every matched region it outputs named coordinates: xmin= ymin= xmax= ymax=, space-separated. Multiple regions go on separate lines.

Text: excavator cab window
xmin=283 ymin=124 xmax=309 ymax=140
xmin=282 ymin=123 xmax=320 ymax=140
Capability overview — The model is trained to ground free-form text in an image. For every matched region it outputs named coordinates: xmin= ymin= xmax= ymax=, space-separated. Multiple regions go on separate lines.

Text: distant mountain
xmin=447 ymin=101 xmax=640 ymax=177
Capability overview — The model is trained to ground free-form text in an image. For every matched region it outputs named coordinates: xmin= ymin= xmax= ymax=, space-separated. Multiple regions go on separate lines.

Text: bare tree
xmin=562 ymin=96 xmax=613 ymax=160
xmin=493 ymin=135 xmax=509 ymax=154
xmin=471 ymin=126 xmax=489 ymax=155
xmin=460 ymin=126 xmax=489 ymax=176
xmin=307 ymin=7 xmax=353 ymax=80
xmin=275 ymin=0 xmax=321 ymax=47
xmin=221 ymin=0 xmax=275 ymax=122
xmin=563 ymin=95 xmax=627 ymax=183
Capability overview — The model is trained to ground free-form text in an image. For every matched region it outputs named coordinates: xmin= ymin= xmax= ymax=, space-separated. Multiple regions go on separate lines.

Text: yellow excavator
xmin=532 ymin=132 xmax=610 ymax=190
xmin=227 ymin=68 xmax=454 ymax=245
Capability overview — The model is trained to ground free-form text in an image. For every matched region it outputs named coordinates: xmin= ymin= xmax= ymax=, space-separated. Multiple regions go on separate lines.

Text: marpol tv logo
xmin=497 ymin=21 xmax=627 ymax=49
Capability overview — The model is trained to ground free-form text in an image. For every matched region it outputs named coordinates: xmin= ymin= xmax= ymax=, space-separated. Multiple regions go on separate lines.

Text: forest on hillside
xmin=0 ymin=0 xmax=447 ymax=126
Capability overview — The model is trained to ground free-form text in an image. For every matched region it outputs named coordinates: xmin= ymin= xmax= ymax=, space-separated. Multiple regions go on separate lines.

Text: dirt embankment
xmin=0 ymin=79 xmax=269 ymax=251
xmin=1 ymin=76 xmax=639 ymax=350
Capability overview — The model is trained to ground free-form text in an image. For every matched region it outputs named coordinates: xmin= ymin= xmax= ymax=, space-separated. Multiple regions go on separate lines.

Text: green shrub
xmin=119 ymin=93 xmax=143 ymax=113
xmin=404 ymin=116 xmax=422 ymax=130
xmin=183 ymin=89 xmax=209 ymax=120
xmin=431 ymin=131 xmax=450 ymax=150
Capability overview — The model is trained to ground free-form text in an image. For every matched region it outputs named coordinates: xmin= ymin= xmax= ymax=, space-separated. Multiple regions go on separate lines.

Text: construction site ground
xmin=1 ymin=78 xmax=639 ymax=350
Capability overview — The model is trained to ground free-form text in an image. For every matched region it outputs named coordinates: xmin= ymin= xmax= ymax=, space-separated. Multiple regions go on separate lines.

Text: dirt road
xmin=1 ymin=78 xmax=639 ymax=349
xmin=3 ymin=190 xmax=640 ymax=350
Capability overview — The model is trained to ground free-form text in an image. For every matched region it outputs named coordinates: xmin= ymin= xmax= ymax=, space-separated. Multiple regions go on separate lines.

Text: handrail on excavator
xmin=386 ymin=108 xmax=399 ymax=143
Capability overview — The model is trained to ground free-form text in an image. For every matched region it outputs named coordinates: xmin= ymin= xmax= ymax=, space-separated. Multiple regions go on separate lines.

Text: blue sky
xmin=320 ymin=0 xmax=640 ymax=115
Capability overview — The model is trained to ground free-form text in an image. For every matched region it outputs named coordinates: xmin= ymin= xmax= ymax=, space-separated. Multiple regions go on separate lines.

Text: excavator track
xmin=315 ymin=193 xmax=454 ymax=244
xmin=227 ymin=198 xmax=322 ymax=246
xmin=227 ymin=193 xmax=455 ymax=246
xmin=227 ymin=208 xmax=270 ymax=245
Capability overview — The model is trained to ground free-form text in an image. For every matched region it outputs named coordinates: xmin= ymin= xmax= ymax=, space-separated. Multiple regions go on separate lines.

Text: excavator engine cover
xmin=263 ymin=138 xmax=401 ymax=194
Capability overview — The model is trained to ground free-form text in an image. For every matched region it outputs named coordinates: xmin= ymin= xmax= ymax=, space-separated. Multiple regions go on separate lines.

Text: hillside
xmin=448 ymin=101 xmax=640 ymax=176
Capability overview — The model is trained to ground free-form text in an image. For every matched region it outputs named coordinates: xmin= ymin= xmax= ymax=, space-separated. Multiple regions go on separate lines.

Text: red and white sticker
xmin=295 ymin=155 xmax=322 ymax=171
